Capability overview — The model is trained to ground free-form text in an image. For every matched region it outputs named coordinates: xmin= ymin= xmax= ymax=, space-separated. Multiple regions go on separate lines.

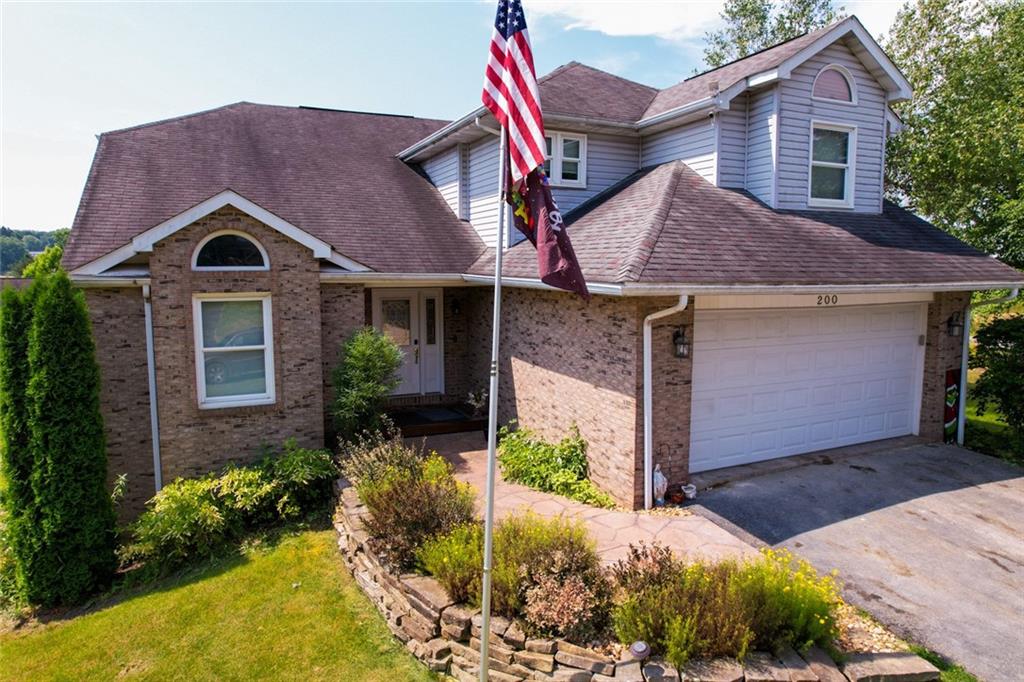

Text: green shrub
xmin=417 ymin=522 xmax=482 ymax=603
xmin=268 ymin=439 xmax=338 ymax=519
xmin=339 ymin=431 xmax=423 ymax=487
xmin=0 ymin=283 xmax=37 ymax=605
xmin=124 ymin=477 xmax=227 ymax=568
xmin=20 ymin=244 xmax=63 ymax=278
xmin=611 ymin=545 xmax=841 ymax=664
xmin=498 ymin=423 xmax=616 ymax=508
xmin=734 ymin=548 xmax=840 ymax=653
xmin=217 ymin=465 xmax=277 ymax=528
xmin=357 ymin=451 xmax=475 ymax=569
xmin=331 ymin=328 xmax=402 ymax=440
xmin=970 ymin=314 xmax=1024 ymax=438
xmin=420 ymin=512 xmax=609 ymax=641
xmin=22 ymin=273 xmax=117 ymax=605
xmin=126 ymin=440 xmax=336 ymax=570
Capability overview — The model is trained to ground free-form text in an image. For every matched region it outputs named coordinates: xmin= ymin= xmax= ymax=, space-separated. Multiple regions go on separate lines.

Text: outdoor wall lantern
xmin=946 ymin=312 xmax=964 ymax=338
xmin=451 ymin=299 xmax=462 ymax=317
xmin=673 ymin=325 xmax=690 ymax=358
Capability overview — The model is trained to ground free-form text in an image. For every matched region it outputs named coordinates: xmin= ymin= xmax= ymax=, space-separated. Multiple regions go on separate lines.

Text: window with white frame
xmin=193 ymin=295 xmax=275 ymax=408
xmin=809 ymin=122 xmax=856 ymax=208
xmin=542 ymin=132 xmax=586 ymax=187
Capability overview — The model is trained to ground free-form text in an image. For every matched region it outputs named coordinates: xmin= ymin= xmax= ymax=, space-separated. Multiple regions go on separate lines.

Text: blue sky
xmin=0 ymin=1 xmax=903 ymax=230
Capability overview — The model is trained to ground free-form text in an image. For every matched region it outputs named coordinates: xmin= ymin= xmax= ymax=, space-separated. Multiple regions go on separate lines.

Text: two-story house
xmin=60 ymin=16 xmax=1023 ymax=515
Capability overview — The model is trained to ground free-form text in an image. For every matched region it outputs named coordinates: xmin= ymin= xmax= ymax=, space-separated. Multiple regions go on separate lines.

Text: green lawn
xmin=964 ymin=374 xmax=1023 ymax=466
xmin=1 ymin=530 xmax=436 ymax=681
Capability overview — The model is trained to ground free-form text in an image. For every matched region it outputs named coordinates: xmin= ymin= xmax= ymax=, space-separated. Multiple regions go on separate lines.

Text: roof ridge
xmin=617 ymin=162 xmax=684 ymax=282
xmin=99 ymin=101 xmax=255 ymax=136
xmin=553 ymin=61 xmax=659 ymax=94
xmin=678 ymin=16 xmax=848 ymax=85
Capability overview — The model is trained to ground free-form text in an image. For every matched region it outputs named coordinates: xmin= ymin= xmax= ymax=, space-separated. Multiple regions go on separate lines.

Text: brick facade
xmin=320 ymin=283 xmax=367 ymax=439
xmin=919 ymin=291 xmax=971 ymax=441
xmin=148 ymin=208 xmax=326 ymax=482
xmin=84 ymin=229 xmax=971 ymax=515
xmin=84 ymin=288 xmax=155 ymax=519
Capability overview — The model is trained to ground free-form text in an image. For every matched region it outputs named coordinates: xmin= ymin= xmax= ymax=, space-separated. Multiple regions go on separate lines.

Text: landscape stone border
xmin=334 ymin=481 xmax=939 ymax=682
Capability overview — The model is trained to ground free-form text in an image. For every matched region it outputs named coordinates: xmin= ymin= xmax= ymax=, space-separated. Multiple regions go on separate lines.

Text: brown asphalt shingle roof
xmin=538 ymin=62 xmax=658 ymax=123
xmin=642 ymin=22 xmax=837 ymax=120
xmin=469 ymin=162 xmax=1024 ymax=287
xmin=64 ymin=103 xmax=486 ymax=272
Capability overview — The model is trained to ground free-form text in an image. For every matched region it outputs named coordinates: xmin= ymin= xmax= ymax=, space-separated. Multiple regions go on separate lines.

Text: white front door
xmin=689 ymin=303 xmax=926 ymax=473
xmin=372 ymin=289 xmax=444 ymax=396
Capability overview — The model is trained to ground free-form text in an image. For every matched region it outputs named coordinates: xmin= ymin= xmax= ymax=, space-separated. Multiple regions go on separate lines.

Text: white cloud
xmin=526 ymin=0 xmax=904 ymax=42
xmin=528 ymin=1 xmax=725 ymax=42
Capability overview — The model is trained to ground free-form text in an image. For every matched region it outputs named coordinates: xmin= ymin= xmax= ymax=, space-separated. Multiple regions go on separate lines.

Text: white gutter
xmin=461 ymin=274 xmax=1024 ymax=297
xmin=142 ymin=284 xmax=163 ymax=492
xmin=70 ymin=276 xmax=150 ymax=288
xmin=635 ymin=96 xmax=717 ymax=130
xmin=397 ymin=105 xmax=487 ymax=160
xmin=320 ymin=272 xmax=467 ymax=286
xmin=643 ymin=294 xmax=689 ymax=509
xmin=957 ymin=287 xmax=1019 ymax=445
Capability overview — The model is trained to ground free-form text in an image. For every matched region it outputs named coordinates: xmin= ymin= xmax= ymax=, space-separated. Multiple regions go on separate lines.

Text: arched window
xmin=812 ymin=65 xmax=855 ymax=104
xmin=192 ymin=231 xmax=269 ymax=270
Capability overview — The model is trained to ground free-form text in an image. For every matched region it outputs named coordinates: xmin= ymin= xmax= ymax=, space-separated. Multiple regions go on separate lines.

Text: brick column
xmin=919 ymin=291 xmax=971 ymax=441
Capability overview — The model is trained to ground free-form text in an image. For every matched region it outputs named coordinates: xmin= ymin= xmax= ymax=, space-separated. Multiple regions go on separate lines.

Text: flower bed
xmin=334 ymin=482 xmax=941 ymax=682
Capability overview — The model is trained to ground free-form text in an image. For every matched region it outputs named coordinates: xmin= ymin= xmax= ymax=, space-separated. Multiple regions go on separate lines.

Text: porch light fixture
xmin=672 ymin=325 xmax=690 ymax=358
xmin=946 ymin=312 xmax=964 ymax=338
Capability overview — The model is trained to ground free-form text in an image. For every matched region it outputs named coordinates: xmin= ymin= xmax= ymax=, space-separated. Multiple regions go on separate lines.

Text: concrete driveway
xmin=693 ymin=442 xmax=1024 ymax=682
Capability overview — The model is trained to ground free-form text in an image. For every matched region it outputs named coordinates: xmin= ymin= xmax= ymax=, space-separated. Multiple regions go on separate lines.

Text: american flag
xmin=481 ymin=0 xmax=546 ymax=183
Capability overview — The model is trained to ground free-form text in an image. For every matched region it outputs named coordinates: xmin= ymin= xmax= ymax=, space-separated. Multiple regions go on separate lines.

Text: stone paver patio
xmin=419 ymin=431 xmax=754 ymax=565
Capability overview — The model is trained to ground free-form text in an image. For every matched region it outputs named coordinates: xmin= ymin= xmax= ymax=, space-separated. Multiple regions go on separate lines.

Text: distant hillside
xmin=1 ymin=227 xmax=68 ymax=275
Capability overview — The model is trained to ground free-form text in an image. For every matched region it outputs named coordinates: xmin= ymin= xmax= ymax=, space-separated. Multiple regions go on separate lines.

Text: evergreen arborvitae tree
xmin=0 ymin=283 xmax=39 ymax=600
xmin=23 ymin=272 xmax=115 ymax=605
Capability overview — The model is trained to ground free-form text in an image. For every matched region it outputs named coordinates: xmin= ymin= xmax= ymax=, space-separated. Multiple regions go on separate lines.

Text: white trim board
xmin=71 ymin=190 xmax=370 ymax=276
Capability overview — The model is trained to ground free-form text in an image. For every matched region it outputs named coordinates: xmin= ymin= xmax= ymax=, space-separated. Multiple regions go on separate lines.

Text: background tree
xmin=703 ymin=0 xmax=843 ymax=68
xmin=884 ymin=0 xmax=1024 ymax=268
xmin=22 ymin=272 xmax=116 ymax=605
xmin=20 ymin=245 xmax=64 ymax=278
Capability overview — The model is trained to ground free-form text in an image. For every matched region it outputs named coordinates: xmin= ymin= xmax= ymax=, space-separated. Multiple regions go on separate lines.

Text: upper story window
xmin=542 ymin=132 xmax=587 ymax=188
xmin=808 ymin=121 xmax=856 ymax=208
xmin=193 ymin=294 xmax=275 ymax=409
xmin=193 ymin=231 xmax=269 ymax=271
xmin=812 ymin=65 xmax=856 ymax=104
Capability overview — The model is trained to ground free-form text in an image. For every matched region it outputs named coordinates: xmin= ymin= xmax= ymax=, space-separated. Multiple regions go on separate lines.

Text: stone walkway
xmin=419 ymin=431 xmax=754 ymax=565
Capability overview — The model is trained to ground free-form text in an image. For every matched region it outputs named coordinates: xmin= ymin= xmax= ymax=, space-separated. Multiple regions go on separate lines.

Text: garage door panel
xmin=689 ymin=304 xmax=924 ymax=473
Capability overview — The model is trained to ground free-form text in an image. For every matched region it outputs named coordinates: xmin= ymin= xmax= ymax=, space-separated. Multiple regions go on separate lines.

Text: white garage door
xmin=689 ymin=303 xmax=925 ymax=473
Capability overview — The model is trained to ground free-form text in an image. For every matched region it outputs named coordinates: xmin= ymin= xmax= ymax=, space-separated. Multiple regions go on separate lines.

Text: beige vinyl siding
xmin=640 ymin=118 xmax=717 ymax=183
xmin=776 ymin=42 xmax=886 ymax=212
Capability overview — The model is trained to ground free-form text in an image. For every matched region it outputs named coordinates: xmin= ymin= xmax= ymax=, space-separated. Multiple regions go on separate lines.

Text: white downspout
xmin=643 ymin=294 xmax=689 ymax=509
xmin=957 ymin=287 xmax=1019 ymax=445
xmin=142 ymin=285 xmax=163 ymax=491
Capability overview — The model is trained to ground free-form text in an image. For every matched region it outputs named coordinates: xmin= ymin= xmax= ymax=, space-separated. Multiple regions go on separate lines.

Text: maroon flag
xmin=509 ymin=169 xmax=590 ymax=300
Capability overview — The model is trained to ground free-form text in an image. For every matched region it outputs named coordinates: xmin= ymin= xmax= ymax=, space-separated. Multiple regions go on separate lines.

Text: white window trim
xmin=811 ymin=64 xmax=858 ymax=106
xmin=192 ymin=292 xmax=275 ymax=409
xmin=807 ymin=120 xmax=857 ymax=209
xmin=543 ymin=131 xmax=587 ymax=188
xmin=192 ymin=230 xmax=270 ymax=272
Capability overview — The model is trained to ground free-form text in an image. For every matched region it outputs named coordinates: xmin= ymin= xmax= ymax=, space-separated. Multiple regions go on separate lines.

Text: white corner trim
xmin=71 ymin=189 xmax=371 ymax=276
xmin=191 ymin=229 xmax=271 ymax=272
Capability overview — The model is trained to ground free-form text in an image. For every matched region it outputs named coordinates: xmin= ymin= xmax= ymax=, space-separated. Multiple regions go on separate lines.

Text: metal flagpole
xmin=478 ymin=127 xmax=508 ymax=682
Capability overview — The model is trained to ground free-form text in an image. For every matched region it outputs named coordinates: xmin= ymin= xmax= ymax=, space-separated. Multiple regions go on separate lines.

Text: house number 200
xmin=817 ymin=294 xmax=839 ymax=305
